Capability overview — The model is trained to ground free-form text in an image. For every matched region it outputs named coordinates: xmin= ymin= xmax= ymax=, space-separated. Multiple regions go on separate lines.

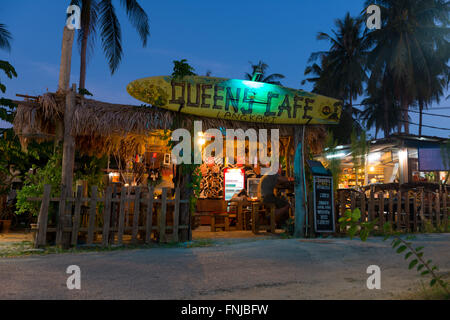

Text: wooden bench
xmin=195 ymin=199 xmax=232 ymax=232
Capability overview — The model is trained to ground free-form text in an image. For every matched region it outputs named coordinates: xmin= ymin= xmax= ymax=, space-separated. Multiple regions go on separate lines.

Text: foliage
xmin=244 ymin=61 xmax=285 ymax=85
xmin=172 ymin=59 xmax=196 ymax=79
xmin=0 ymin=60 xmax=17 ymax=93
xmin=323 ymin=132 xmax=341 ymax=192
xmin=350 ymin=129 xmax=368 ymax=187
xmin=0 ymin=23 xmax=12 ymax=52
xmin=78 ymin=88 xmax=93 ymax=96
xmin=70 ymin=0 xmax=150 ymax=75
xmin=339 ymin=208 xmax=450 ymax=295
xmin=15 ymin=151 xmax=62 ymax=217
xmin=364 ymin=0 xmax=450 ymax=133
xmin=303 ymin=13 xmax=368 ymax=143
xmin=74 ymin=153 xmax=107 ymax=192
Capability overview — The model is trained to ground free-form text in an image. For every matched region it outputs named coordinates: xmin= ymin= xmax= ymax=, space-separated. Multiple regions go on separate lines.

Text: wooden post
xmin=102 ymin=186 xmax=113 ymax=246
xmin=428 ymin=192 xmax=433 ymax=223
xmin=87 ymin=186 xmax=98 ymax=245
xmin=179 ymin=173 xmax=192 ymax=242
xmin=35 ymin=184 xmax=51 ymax=248
xmin=379 ymin=192 xmax=384 ymax=229
xmin=109 ymin=185 xmax=118 ymax=245
xmin=172 ymin=188 xmax=180 ymax=243
xmin=159 ymin=188 xmax=167 ymax=243
xmin=369 ymin=185 xmax=375 ymax=221
xmin=58 ymin=27 xmax=75 ymax=92
xmin=388 ymin=190 xmax=394 ymax=225
xmin=55 ymin=27 xmax=75 ymax=147
xmin=405 ymin=191 xmax=410 ymax=232
xmin=145 ymin=187 xmax=155 ymax=244
xmin=56 ymin=185 xmax=67 ymax=247
xmin=397 ymin=190 xmax=402 ymax=230
xmin=59 ymin=84 xmax=77 ymax=249
xmin=436 ymin=191 xmax=440 ymax=227
xmin=117 ymin=187 xmax=127 ymax=245
xmin=420 ymin=188 xmax=425 ymax=230
xmin=444 ymin=187 xmax=448 ymax=231
xmin=71 ymin=185 xmax=83 ymax=246
xmin=413 ymin=192 xmax=418 ymax=232
xmin=131 ymin=187 xmax=141 ymax=244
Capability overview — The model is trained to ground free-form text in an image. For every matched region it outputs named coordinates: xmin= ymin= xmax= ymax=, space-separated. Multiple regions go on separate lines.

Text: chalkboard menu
xmin=313 ymin=176 xmax=335 ymax=233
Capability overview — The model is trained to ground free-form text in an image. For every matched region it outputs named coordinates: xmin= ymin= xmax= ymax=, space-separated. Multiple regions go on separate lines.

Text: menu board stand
xmin=313 ymin=175 xmax=335 ymax=233
xmin=307 ymin=160 xmax=335 ymax=233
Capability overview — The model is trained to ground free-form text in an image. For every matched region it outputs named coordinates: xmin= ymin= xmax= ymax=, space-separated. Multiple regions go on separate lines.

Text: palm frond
xmin=0 ymin=24 xmax=12 ymax=52
xmin=120 ymin=0 xmax=150 ymax=47
xmin=99 ymin=0 xmax=122 ymax=74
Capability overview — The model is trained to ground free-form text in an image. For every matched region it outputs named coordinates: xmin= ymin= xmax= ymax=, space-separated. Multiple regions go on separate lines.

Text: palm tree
xmin=304 ymin=13 xmax=368 ymax=143
xmin=70 ymin=0 xmax=150 ymax=92
xmin=302 ymin=55 xmax=340 ymax=98
xmin=244 ymin=61 xmax=285 ymax=85
xmin=308 ymin=13 xmax=369 ymax=113
xmin=0 ymin=23 xmax=12 ymax=52
xmin=361 ymin=72 xmax=401 ymax=138
xmin=364 ymin=0 xmax=449 ymax=134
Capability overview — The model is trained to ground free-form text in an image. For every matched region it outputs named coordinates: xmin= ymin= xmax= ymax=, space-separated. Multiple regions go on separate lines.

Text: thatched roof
xmin=14 ymin=92 xmax=327 ymax=156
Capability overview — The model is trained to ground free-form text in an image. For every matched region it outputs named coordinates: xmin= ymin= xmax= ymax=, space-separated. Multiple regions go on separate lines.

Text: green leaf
xmin=417 ymin=252 xmax=424 ymax=258
xmin=415 ymin=246 xmax=424 ymax=252
xmin=409 ymin=259 xmax=418 ymax=270
xmin=417 ymin=264 xmax=424 ymax=271
xmin=421 ymin=270 xmax=430 ymax=276
xmin=430 ymin=279 xmax=437 ymax=287
xmin=404 ymin=252 xmax=413 ymax=260
xmin=396 ymin=245 xmax=407 ymax=253
xmin=392 ymin=239 xmax=401 ymax=248
xmin=351 ymin=208 xmax=361 ymax=221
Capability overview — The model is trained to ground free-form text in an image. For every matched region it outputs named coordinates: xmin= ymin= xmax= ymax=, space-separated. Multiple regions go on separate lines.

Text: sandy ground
xmin=0 ymin=233 xmax=449 ymax=299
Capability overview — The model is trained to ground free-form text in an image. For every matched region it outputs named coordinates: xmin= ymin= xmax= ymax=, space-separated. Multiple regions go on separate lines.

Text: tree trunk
xmin=60 ymin=84 xmax=77 ymax=249
xmin=402 ymin=97 xmax=409 ymax=134
xmin=418 ymin=99 xmax=424 ymax=137
xmin=79 ymin=0 xmax=91 ymax=91
xmin=383 ymin=89 xmax=389 ymax=138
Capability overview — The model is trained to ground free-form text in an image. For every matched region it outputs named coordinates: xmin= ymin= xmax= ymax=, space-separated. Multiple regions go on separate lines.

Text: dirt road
xmin=0 ymin=234 xmax=449 ymax=299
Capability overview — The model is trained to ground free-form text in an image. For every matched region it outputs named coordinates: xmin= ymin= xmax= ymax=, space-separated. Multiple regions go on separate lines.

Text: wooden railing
xmin=30 ymin=185 xmax=189 ymax=248
xmin=335 ymin=185 xmax=449 ymax=233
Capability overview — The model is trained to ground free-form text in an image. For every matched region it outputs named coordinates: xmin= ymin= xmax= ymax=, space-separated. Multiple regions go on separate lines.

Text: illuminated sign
xmin=127 ymin=76 xmax=342 ymax=125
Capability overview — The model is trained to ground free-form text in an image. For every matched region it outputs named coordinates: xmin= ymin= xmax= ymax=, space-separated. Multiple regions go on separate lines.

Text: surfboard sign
xmin=127 ymin=76 xmax=342 ymax=125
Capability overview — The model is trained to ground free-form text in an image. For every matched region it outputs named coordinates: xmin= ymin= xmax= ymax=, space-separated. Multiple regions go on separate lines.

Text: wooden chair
xmin=251 ymin=202 xmax=276 ymax=234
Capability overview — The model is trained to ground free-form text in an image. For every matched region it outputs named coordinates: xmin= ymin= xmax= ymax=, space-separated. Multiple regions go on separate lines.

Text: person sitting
xmin=257 ymin=165 xmax=291 ymax=228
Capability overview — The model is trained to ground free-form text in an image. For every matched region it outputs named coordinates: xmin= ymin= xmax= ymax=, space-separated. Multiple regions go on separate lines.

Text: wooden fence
xmin=30 ymin=185 xmax=189 ymax=248
xmin=334 ymin=185 xmax=449 ymax=234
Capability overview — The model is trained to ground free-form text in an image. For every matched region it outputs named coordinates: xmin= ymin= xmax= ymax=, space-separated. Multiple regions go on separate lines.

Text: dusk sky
xmin=1 ymin=0 xmax=448 ymax=137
